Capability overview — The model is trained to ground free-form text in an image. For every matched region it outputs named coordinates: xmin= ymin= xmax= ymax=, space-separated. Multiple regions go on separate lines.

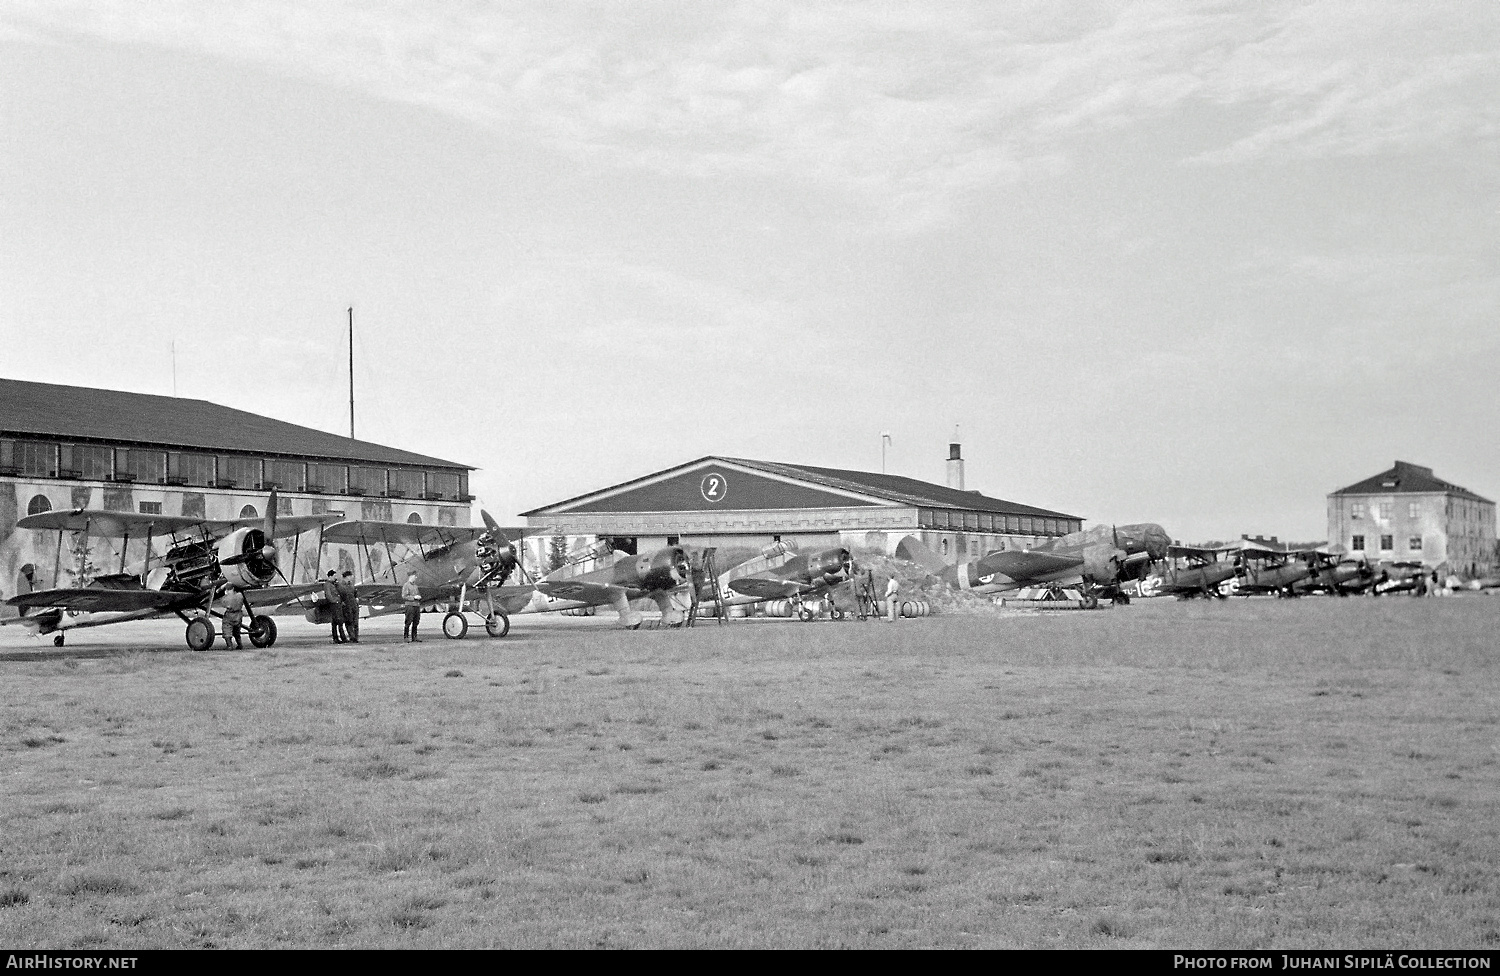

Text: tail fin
xmin=895 ymin=536 xmax=949 ymax=576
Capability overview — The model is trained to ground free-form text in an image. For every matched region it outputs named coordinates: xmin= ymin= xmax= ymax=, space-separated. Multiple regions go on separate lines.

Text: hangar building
xmin=1326 ymin=460 xmax=1495 ymax=577
xmin=1 ymin=378 xmax=474 ymax=603
xmin=520 ymin=446 xmax=1083 ymax=568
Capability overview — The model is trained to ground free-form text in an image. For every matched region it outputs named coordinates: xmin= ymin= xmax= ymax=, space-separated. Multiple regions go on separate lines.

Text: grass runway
xmin=2 ymin=597 xmax=1498 ymax=948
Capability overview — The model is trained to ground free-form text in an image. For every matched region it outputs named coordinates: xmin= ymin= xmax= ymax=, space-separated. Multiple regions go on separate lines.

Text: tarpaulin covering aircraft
xmin=4 ymin=490 xmax=340 ymax=649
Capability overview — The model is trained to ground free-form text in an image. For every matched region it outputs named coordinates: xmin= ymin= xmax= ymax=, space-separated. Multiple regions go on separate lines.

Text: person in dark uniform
xmin=338 ymin=570 xmax=360 ymax=643
xmin=323 ymin=570 xmax=347 ymax=643
xmin=403 ymin=571 xmax=423 ymax=642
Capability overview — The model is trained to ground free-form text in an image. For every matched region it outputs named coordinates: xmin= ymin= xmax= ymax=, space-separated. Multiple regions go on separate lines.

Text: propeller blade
xmin=263 ymin=487 xmax=279 ymax=541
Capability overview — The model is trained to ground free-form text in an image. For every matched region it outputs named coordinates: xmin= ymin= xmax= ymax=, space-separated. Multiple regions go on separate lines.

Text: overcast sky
xmin=2 ymin=1 xmax=1496 ymax=542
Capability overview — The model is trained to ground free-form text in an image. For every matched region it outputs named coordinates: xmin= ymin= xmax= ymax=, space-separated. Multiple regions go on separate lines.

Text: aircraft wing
xmin=351 ymin=582 xmax=413 ymax=612
xmin=322 ymin=520 xmax=491 ymax=547
xmin=17 ymin=509 xmax=344 ymax=541
xmin=974 ymin=549 xmax=1083 ymax=581
xmin=1168 ymin=544 xmax=1231 ymax=558
xmin=727 ymin=577 xmax=807 ymax=600
xmin=18 ymin=510 xmax=212 ymax=537
xmin=6 ymin=587 xmax=198 ymax=613
xmin=240 ymin=582 xmax=325 ymax=611
xmin=534 ymin=579 xmax=626 ymax=606
xmin=207 ymin=512 xmax=347 ymax=539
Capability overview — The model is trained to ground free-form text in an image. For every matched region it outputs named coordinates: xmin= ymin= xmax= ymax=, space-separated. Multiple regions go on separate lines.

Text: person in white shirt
xmin=885 ymin=575 xmax=900 ymax=622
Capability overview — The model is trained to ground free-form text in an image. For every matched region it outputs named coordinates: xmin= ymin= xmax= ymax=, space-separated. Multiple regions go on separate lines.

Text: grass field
xmin=2 ymin=597 xmax=1498 ymax=948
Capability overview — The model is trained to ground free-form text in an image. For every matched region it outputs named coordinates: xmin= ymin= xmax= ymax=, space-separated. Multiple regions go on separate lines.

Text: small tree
xmin=64 ymin=533 xmax=101 ymax=587
xmin=547 ymin=535 xmax=570 ymax=573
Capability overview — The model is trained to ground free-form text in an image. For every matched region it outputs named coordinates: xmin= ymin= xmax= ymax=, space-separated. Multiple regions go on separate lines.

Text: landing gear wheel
xmin=185 ymin=618 xmax=215 ymax=652
xmin=53 ymin=634 xmax=65 ymax=647
xmin=247 ymin=615 xmax=277 ymax=648
xmin=830 ymin=607 xmax=845 ymax=621
xmin=442 ymin=612 xmax=468 ymax=640
xmin=1082 ymin=592 xmax=1100 ymax=610
xmin=797 ymin=607 xmax=814 ymax=622
xmin=484 ymin=613 xmax=509 ymax=638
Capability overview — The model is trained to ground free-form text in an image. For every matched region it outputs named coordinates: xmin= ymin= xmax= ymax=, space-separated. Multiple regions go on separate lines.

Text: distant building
xmin=1 ymin=378 xmax=473 ymax=602
xmin=1327 ymin=460 xmax=1495 ymax=576
xmin=521 ymin=447 xmax=1083 ymax=567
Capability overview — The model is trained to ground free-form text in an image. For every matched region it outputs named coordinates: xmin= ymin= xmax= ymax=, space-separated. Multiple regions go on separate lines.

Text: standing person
xmin=402 ymin=571 xmax=423 ymax=643
xmin=1430 ymin=569 xmax=1440 ymax=597
xmin=885 ymin=574 xmax=900 ymax=622
xmin=221 ymin=586 xmax=245 ymax=650
xmin=338 ymin=570 xmax=361 ymax=643
xmin=323 ymin=570 xmax=347 ymax=643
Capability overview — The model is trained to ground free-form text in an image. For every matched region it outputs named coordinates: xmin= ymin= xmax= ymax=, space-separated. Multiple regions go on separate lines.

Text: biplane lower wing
xmin=7 ymin=587 xmax=199 ymax=614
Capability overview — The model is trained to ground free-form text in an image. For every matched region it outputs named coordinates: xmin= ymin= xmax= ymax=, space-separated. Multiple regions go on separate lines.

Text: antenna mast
xmin=348 ymin=306 xmax=355 ymax=439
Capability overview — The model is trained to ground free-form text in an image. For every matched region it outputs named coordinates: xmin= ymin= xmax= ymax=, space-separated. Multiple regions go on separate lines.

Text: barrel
xmin=764 ymin=600 xmax=795 ymax=618
xmin=900 ymin=599 xmax=930 ymax=618
xmin=727 ymin=604 xmax=750 ymax=618
xmin=562 ymin=606 xmax=596 ymax=617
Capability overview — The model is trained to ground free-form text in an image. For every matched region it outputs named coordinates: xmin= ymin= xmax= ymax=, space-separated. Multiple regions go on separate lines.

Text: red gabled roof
xmin=1331 ymin=460 xmax=1490 ymax=503
xmin=0 ymin=378 xmax=469 ymax=469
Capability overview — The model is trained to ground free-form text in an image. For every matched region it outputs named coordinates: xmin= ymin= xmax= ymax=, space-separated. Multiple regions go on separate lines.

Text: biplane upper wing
xmin=18 ymin=510 xmax=213 ymax=538
xmin=6 ymin=587 xmax=199 ymax=613
xmin=205 ymin=512 xmax=348 ymax=539
xmin=18 ymin=508 xmax=345 ymax=541
xmin=321 ymin=520 xmax=491 ymax=547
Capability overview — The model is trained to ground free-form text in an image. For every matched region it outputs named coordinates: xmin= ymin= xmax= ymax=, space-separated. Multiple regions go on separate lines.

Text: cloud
xmin=4 ymin=0 xmax=1496 ymax=222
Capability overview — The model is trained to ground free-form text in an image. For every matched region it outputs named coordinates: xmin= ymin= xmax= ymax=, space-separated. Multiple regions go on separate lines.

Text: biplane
xmin=1149 ymin=544 xmax=1240 ymax=598
xmin=310 ymin=511 xmax=533 ymax=638
xmin=1225 ymin=541 xmax=1319 ymax=596
xmin=4 ymin=490 xmax=341 ymax=649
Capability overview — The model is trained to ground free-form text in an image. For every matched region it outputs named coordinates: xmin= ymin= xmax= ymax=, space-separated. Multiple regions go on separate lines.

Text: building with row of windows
xmin=1326 ymin=460 xmax=1495 ymax=577
xmin=1 ymin=378 xmax=474 ymax=601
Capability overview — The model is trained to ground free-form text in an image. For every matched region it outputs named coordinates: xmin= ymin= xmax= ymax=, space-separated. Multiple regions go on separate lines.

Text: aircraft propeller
xmin=218 ymin=488 xmax=283 ymax=577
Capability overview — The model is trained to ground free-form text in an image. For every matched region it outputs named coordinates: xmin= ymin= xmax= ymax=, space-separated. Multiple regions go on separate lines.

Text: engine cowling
xmin=218 ymin=527 xmax=277 ymax=589
xmin=613 ymin=546 xmax=691 ymax=591
xmin=805 ymin=547 xmax=853 ymax=585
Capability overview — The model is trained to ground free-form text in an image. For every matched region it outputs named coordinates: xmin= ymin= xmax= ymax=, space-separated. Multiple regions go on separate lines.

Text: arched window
xmin=406 ymin=513 xmax=422 ymax=524
xmin=27 ymin=495 xmax=51 ymax=516
xmin=239 ymin=505 xmax=258 ymax=519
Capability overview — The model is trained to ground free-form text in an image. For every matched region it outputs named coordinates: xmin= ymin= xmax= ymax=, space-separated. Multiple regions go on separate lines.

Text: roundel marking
xmin=700 ymin=472 xmax=729 ymax=504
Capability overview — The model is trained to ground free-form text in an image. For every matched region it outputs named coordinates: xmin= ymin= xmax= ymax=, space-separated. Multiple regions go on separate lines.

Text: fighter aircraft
xmin=896 ymin=523 xmax=1171 ymax=607
xmin=532 ymin=541 xmax=697 ymax=628
xmin=708 ymin=541 xmax=859 ymax=620
xmin=4 ymin=490 xmax=340 ymax=649
xmin=308 ymin=511 xmax=533 ymax=638
xmin=1148 ymin=544 xmax=1240 ymax=599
